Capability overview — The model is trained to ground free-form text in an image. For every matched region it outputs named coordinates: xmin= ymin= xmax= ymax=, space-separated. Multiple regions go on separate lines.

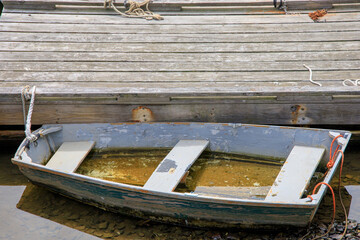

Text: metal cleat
xmin=328 ymin=131 xmax=347 ymax=146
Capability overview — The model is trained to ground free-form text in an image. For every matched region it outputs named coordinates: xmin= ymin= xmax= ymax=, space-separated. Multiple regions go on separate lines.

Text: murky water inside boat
xmin=76 ymin=148 xmax=281 ymax=197
xmin=1 ymin=140 xmax=360 ymax=239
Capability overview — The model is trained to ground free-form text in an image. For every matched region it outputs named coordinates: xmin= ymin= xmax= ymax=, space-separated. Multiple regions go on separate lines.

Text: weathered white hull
xmin=12 ymin=122 xmax=351 ymax=228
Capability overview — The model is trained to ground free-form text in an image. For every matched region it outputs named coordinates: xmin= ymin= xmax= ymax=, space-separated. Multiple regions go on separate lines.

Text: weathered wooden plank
xmin=330 ymin=0 xmax=360 ymax=3
xmin=0 ymin=81 xmax=358 ymax=95
xmin=0 ymin=81 xmax=359 ymax=97
xmin=286 ymin=0 xmax=360 ymax=10
xmin=0 ymin=41 xmax=358 ymax=52
xmin=1 ymin=60 xmax=358 ymax=71
xmin=2 ymin=0 xmax=357 ymax=7
xmin=45 ymin=141 xmax=95 ymax=173
xmin=1 ymin=31 xmax=359 ymax=43
xmin=143 ymin=140 xmax=209 ymax=192
xmin=3 ymin=5 xmax=360 ymax=16
xmin=285 ymin=0 xmax=333 ymax=10
xmin=2 ymin=0 xmax=358 ymax=11
xmin=266 ymin=146 xmax=325 ymax=202
xmin=2 ymin=3 xmax=177 ymax=11
xmin=1 ymin=70 xmax=359 ymax=82
xmin=1 ymin=22 xmax=360 ymax=34
xmin=4 ymin=2 xmax=360 ymax=15
xmin=0 ymin=6 xmax=288 ymax=15
xmin=2 ymin=0 xmax=273 ymax=7
xmin=1 ymin=51 xmax=359 ymax=63
xmin=1 ymin=102 xmax=360 ymax=125
xmin=2 ymin=12 xmax=360 ymax=24
xmin=0 ymin=130 xmax=25 ymax=140
xmin=4 ymin=2 xmax=56 ymax=10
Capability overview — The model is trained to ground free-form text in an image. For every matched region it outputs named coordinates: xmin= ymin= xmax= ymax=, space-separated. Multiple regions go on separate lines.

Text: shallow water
xmin=1 ymin=140 xmax=359 ymax=239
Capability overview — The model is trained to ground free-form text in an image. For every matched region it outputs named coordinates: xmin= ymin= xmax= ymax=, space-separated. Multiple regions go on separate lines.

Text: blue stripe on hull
xmin=19 ymin=166 xmax=315 ymax=228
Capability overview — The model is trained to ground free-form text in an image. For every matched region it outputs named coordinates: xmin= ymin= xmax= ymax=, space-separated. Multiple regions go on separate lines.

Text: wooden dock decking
xmin=0 ymin=1 xmax=359 ymax=126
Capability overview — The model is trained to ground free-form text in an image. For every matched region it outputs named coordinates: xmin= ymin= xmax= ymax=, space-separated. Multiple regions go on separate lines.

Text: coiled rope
xmin=104 ymin=0 xmax=163 ymax=20
xmin=21 ymin=86 xmax=37 ymax=142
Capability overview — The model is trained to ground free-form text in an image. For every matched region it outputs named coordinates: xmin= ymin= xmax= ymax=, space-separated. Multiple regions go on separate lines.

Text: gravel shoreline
xmin=196 ymin=220 xmax=360 ymax=240
xmin=299 ymin=220 xmax=360 ymax=240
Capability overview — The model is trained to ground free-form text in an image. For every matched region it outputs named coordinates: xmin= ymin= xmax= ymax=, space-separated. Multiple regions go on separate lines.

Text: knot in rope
xmin=22 ymin=85 xmax=32 ymax=101
xmin=104 ymin=0 xmax=163 ymax=20
xmin=21 ymin=86 xmax=38 ymax=142
xmin=326 ymin=161 xmax=334 ymax=169
xmin=326 ymin=134 xmax=344 ymax=169
xmin=127 ymin=0 xmax=143 ymax=11
xmin=306 ymin=195 xmax=314 ymax=202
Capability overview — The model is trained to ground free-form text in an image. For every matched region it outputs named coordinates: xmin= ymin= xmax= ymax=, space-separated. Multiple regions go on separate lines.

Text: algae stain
xmin=76 ymin=148 xmax=167 ymax=186
xmin=76 ymin=148 xmax=282 ymax=192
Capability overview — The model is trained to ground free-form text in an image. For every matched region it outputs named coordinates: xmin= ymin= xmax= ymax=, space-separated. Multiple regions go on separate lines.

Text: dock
xmin=0 ymin=0 xmax=359 ymax=126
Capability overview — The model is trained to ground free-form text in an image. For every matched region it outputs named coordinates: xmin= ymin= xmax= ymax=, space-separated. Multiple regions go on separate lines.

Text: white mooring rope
xmin=342 ymin=79 xmax=360 ymax=86
xmin=104 ymin=0 xmax=163 ymax=20
xmin=21 ymin=86 xmax=37 ymax=142
xmin=303 ymin=64 xmax=322 ymax=87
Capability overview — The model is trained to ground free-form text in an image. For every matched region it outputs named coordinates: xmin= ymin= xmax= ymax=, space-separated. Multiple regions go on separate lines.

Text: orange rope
xmin=327 ymin=135 xmax=343 ymax=168
xmin=308 ymin=135 xmax=348 ymax=240
xmin=307 ymin=195 xmax=313 ymax=201
xmin=312 ymin=182 xmax=336 ymax=213
xmin=311 ymin=182 xmax=336 ymax=240
xmin=337 ymin=150 xmax=348 ymax=240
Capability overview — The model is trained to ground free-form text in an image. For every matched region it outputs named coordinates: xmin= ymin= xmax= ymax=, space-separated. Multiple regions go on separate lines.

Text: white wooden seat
xmin=45 ymin=141 xmax=95 ymax=173
xmin=265 ymin=145 xmax=325 ymax=202
xmin=143 ymin=140 xmax=209 ymax=192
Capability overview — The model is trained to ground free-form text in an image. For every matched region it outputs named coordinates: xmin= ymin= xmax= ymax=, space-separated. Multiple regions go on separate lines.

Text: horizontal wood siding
xmin=3 ymin=0 xmax=357 ymax=10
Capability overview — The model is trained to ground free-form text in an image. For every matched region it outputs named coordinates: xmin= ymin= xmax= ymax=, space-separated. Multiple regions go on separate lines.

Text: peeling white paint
xmin=99 ymin=136 xmax=112 ymax=146
xmin=211 ymin=129 xmax=220 ymax=135
xmin=115 ymin=129 xmax=128 ymax=134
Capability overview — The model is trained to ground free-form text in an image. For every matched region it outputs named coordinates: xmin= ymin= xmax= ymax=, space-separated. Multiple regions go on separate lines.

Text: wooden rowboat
xmin=12 ymin=122 xmax=351 ymax=228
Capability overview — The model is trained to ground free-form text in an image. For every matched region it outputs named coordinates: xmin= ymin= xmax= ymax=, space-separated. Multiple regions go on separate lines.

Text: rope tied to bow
xmin=104 ymin=0 xmax=163 ymax=20
xmin=21 ymin=86 xmax=38 ymax=142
